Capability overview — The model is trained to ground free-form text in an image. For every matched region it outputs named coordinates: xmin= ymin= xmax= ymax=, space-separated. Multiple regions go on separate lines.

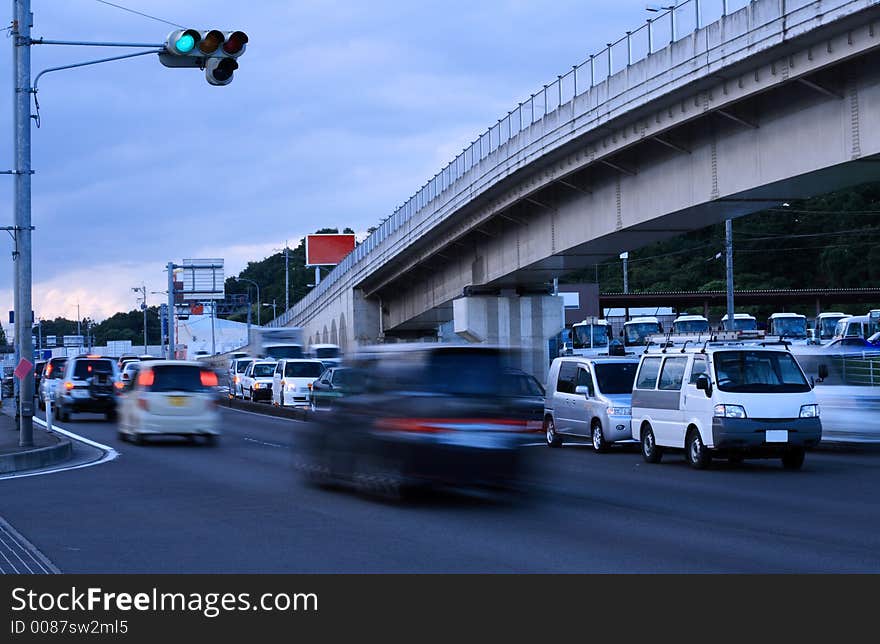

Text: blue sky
xmin=0 ymin=0 xmax=658 ymax=323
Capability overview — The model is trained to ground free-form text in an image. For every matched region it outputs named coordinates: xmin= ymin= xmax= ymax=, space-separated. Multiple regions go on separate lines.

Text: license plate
xmin=168 ymin=396 xmax=187 ymax=407
xmin=765 ymin=430 xmax=788 ymax=443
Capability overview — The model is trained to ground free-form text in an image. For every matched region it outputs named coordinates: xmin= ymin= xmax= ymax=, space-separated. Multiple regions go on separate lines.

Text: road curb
xmin=223 ymin=396 xmax=310 ymax=421
xmin=0 ymin=434 xmax=74 ymax=474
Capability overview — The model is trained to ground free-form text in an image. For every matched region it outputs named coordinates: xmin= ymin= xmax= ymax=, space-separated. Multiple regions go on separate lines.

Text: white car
xmin=118 ymin=361 xmax=221 ymax=445
xmin=240 ymin=360 xmax=276 ymax=402
xmin=271 ymin=359 xmax=324 ymax=407
xmin=227 ymin=357 xmax=255 ymax=398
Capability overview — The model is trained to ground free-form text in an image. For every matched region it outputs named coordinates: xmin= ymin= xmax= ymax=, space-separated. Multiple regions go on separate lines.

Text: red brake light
xmin=200 ymin=371 xmax=218 ymax=387
xmin=114 ymin=381 xmax=125 ymax=391
xmin=137 ymin=370 xmax=154 ymax=387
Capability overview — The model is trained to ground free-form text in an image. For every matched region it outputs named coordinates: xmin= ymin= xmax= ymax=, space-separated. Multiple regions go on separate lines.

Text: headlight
xmin=714 ymin=404 xmax=747 ymax=418
xmin=800 ymin=404 xmax=819 ymax=418
xmin=606 ymin=406 xmax=631 ymax=416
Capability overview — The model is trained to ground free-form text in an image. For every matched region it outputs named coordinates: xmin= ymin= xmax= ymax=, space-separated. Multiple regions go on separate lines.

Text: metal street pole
xmin=13 ymin=0 xmax=34 ymax=446
xmin=142 ymin=284 xmax=147 ymax=353
xmin=211 ymin=300 xmax=216 ymax=355
xmin=284 ymin=245 xmax=289 ymax=312
xmin=238 ymin=277 xmax=260 ymax=326
xmin=167 ymin=262 xmax=175 ymax=359
xmin=620 ymin=252 xmax=629 ymax=294
xmin=725 ymin=219 xmax=735 ymax=331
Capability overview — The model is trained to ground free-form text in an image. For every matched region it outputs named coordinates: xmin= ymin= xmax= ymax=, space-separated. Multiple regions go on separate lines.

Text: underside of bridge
xmin=364 ymin=16 xmax=880 ymax=348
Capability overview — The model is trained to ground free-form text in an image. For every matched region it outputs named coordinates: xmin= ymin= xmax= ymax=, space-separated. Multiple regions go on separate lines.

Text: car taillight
xmin=114 ymin=381 xmax=125 ymax=393
xmin=375 ymin=418 xmax=531 ymax=433
xmin=64 ymin=381 xmax=74 ymax=391
xmin=45 ymin=364 xmax=52 ymax=376
xmin=137 ymin=370 xmax=154 ymax=387
xmin=201 ymin=371 xmax=218 ymax=387
xmin=137 ymin=397 xmax=149 ymax=412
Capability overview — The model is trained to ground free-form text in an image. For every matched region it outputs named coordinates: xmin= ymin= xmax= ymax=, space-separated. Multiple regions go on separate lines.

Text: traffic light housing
xmin=160 ymin=29 xmax=248 ymax=85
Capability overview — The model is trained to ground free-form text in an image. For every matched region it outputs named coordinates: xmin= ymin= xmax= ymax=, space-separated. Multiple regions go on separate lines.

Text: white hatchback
xmin=271 ymin=359 xmax=325 ymax=407
xmin=118 ymin=361 xmax=221 ymax=445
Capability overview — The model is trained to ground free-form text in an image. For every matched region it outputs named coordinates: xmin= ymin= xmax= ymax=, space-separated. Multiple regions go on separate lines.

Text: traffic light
xmin=160 ymin=29 xmax=248 ymax=85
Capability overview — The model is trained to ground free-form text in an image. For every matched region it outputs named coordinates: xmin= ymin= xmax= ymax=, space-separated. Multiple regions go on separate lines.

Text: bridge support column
xmin=352 ymin=288 xmax=381 ymax=349
xmin=453 ymin=294 xmax=564 ymax=381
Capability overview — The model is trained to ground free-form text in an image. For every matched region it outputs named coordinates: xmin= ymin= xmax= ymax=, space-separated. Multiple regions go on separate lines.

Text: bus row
xmin=565 ymin=308 xmax=880 ymax=355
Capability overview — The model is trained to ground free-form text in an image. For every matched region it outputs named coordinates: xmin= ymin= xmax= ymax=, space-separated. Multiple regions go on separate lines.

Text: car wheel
xmin=640 ymin=425 xmax=662 ymax=463
xmin=131 ymin=432 xmax=144 ymax=446
xmin=591 ymin=421 xmax=608 ymax=453
xmin=545 ymin=417 xmax=562 ymax=448
xmin=38 ymin=398 xmax=45 ymax=411
xmin=59 ymin=406 xmax=69 ymax=422
xmin=781 ymin=448 xmax=805 ymax=470
xmin=105 ymin=410 xmax=118 ymax=422
xmin=685 ymin=428 xmax=711 ymax=470
xmin=728 ymin=454 xmax=744 ymax=465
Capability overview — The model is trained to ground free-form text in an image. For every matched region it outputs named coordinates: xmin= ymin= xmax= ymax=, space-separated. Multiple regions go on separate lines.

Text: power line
xmin=92 ymin=0 xmax=184 ymax=29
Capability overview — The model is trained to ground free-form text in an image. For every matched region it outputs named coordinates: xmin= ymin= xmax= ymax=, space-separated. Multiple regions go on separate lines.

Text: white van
xmin=631 ymin=344 xmax=821 ymax=470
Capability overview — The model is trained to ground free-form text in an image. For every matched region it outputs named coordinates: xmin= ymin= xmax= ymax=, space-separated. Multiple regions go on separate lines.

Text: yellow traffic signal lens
xmin=199 ymin=30 xmax=224 ymax=54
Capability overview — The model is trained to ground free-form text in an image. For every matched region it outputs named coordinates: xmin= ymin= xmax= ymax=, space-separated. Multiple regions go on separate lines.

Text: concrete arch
xmin=330 ymin=319 xmax=338 ymax=345
xmin=338 ymin=313 xmax=348 ymax=351
xmin=322 ymin=326 xmax=329 ymax=344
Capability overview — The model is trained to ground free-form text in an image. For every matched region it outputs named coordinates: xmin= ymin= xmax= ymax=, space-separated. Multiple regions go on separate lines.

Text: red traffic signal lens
xmin=222 ymin=31 xmax=249 ymax=55
xmin=199 ymin=29 xmax=225 ymax=54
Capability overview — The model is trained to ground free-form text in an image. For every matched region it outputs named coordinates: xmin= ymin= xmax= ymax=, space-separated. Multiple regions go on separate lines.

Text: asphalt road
xmin=1 ymin=405 xmax=879 ymax=573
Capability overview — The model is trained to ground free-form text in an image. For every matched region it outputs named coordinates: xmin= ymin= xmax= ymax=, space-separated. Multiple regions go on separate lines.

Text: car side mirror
xmin=575 ymin=385 xmax=589 ymax=397
xmin=817 ymin=364 xmax=829 ymax=382
xmin=695 ymin=374 xmax=712 ymax=396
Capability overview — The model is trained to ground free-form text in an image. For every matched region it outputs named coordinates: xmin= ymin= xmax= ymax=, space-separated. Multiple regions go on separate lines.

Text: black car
xmin=56 ymin=356 xmax=120 ymax=421
xmin=301 ymin=345 xmax=534 ymax=499
xmin=33 ymin=360 xmax=46 ymax=397
xmin=310 ymin=366 xmax=364 ymax=411
xmin=500 ymin=368 xmax=546 ymax=434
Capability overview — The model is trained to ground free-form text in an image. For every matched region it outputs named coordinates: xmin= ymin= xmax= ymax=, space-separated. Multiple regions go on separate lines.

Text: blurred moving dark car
xmin=309 ymin=366 xmax=364 ymax=411
xmin=301 ymin=345 xmax=534 ymax=499
xmin=500 ymin=368 xmax=545 ymax=433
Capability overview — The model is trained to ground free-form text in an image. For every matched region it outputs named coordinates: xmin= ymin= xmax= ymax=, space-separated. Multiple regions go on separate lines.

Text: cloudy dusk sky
xmin=0 ymin=0 xmax=673 ymax=325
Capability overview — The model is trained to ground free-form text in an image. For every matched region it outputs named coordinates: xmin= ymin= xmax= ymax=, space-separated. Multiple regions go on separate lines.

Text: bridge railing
xmin=270 ymin=0 xmax=790 ymax=329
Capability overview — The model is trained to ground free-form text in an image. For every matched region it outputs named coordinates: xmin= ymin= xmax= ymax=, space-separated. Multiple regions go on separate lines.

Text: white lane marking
xmin=0 ymin=532 xmax=34 ymax=573
xmin=221 ymin=405 xmax=305 ymax=422
xmin=0 ymin=417 xmax=119 ymax=481
xmin=243 ymin=437 xmax=286 ymax=449
xmin=0 ymin=510 xmax=61 ymax=575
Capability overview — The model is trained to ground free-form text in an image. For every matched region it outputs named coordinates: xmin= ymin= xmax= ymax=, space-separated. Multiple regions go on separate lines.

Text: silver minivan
xmin=544 ymin=357 xmax=640 ymax=451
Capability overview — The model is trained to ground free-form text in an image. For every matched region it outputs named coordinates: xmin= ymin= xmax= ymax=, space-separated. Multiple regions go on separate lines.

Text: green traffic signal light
xmin=175 ymin=33 xmax=195 ymax=53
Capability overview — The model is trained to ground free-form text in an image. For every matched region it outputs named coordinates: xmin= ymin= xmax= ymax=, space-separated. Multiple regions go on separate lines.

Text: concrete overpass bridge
xmin=271 ymin=0 xmax=880 ymax=377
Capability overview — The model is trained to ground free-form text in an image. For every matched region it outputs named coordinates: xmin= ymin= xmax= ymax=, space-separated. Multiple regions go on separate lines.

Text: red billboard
xmin=305 ymin=234 xmax=356 ymax=266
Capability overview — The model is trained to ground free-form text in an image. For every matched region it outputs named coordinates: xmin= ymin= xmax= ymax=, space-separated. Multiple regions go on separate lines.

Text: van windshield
xmin=572 ymin=324 xmax=608 ymax=349
xmin=624 ymin=323 xmax=660 ymax=346
xmin=252 ymin=364 xmax=276 ymax=377
xmin=674 ymin=320 xmax=710 ymax=334
xmin=595 ymin=362 xmax=638 ymax=394
xmin=284 ymin=362 xmax=324 ymax=378
xmin=713 ymin=351 xmax=810 ymax=393
xmin=314 ymin=347 xmax=340 ymax=359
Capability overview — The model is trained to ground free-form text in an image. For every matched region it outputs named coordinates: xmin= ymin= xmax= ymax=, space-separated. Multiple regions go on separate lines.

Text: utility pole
xmin=76 ymin=301 xmax=81 ymax=336
xmin=133 ymin=284 xmax=147 ymax=353
xmin=13 ymin=0 xmax=34 ymax=446
xmin=620 ymin=252 xmax=629 ymax=294
xmin=167 ymin=263 xmax=175 ymax=360
xmin=284 ymin=243 xmax=289 ymax=312
xmin=725 ymin=219 xmax=735 ymax=331
xmin=211 ymin=300 xmax=216 ymax=355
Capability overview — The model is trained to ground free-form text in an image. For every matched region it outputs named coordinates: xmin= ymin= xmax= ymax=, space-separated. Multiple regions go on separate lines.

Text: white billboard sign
xmin=179 ymin=258 xmax=225 ymax=301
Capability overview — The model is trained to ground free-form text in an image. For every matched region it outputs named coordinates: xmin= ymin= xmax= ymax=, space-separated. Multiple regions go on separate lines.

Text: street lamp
xmin=263 ymin=300 xmax=277 ymax=321
xmin=646 ymin=4 xmax=677 ymax=43
xmin=237 ymin=278 xmax=261 ymax=326
xmin=132 ymin=284 xmax=147 ymax=354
